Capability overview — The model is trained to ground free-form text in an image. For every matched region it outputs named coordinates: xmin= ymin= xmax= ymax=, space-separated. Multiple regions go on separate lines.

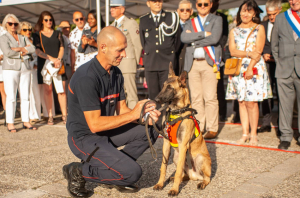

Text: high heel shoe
xmin=249 ymin=136 xmax=259 ymax=146
xmin=48 ymin=117 xmax=54 ymax=125
xmin=236 ymin=134 xmax=250 ymax=145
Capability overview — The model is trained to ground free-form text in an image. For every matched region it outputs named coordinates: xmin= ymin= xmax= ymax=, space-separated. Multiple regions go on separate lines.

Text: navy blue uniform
xmin=67 ymin=57 xmax=158 ymax=186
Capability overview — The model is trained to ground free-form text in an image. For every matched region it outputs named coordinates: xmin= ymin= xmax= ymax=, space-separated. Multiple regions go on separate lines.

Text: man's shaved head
xmin=73 ymin=11 xmax=85 ymax=29
xmin=73 ymin=11 xmax=83 ymax=19
xmin=97 ymin=26 xmax=127 ymax=67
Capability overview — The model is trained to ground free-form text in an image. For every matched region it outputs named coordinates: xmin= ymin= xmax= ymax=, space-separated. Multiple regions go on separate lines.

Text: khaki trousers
xmin=123 ymin=73 xmax=138 ymax=109
xmin=188 ymin=59 xmax=219 ymax=132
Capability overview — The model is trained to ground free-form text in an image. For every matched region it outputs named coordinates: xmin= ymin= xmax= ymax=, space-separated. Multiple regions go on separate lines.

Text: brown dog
xmin=153 ymin=63 xmax=211 ymax=196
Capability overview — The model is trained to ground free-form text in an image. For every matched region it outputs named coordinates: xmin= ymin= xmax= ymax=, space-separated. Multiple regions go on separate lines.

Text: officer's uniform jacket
xmin=111 ymin=16 xmax=142 ymax=74
xmin=139 ymin=10 xmax=181 ymax=71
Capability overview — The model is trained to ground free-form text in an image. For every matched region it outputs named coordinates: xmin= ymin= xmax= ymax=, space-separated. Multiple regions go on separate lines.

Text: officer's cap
xmin=110 ymin=0 xmax=125 ymax=6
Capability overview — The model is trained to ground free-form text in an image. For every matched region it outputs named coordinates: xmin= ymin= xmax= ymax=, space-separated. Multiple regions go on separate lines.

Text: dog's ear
xmin=168 ymin=62 xmax=176 ymax=78
xmin=179 ymin=71 xmax=188 ymax=87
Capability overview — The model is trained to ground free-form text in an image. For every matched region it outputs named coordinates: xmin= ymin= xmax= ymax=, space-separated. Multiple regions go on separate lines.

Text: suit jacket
xmin=181 ymin=13 xmax=223 ymax=72
xmin=177 ymin=24 xmax=187 ymax=75
xmin=0 ymin=32 xmax=35 ymax=71
xmin=139 ymin=10 xmax=181 ymax=71
xmin=262 ymin=21 xmax=272 ymax=55
xmin=111 ymin=16 xmax=142 ymax=73
xmin=272 ymin=12 xmax=300 ymax=78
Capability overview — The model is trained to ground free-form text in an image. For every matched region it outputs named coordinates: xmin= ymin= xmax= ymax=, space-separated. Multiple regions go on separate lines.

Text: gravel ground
xmin=0 ymin=110 xmax=300 ymax=198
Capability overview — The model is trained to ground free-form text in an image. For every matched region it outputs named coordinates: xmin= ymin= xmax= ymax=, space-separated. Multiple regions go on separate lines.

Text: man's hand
xmin=206 ymin=32 xmax=212 ymax=36
xmin=131 ymin=100 xmax=161 ymax=125
xmin=263 ymin=53 xmax=271 ymax=62
xmin=186 ymin=30 xmax=192 ymax=33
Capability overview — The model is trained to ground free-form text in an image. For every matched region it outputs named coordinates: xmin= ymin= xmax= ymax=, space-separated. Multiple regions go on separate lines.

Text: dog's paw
xmin=168 ymin=189 xmax=179 ymax=196
xmin=153 ymin=184 xmax=164 ymax=191
xmin=197 ymin=182 xmax=208 ymax=190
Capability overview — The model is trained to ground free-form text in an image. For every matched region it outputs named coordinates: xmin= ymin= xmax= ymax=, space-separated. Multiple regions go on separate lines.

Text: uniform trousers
xmin=277 ymin=70 xmax=300 ymax=142
xmin=123 ymin=73 xmax=138 ymax=109
xmin=188 ymin=59 xmax=219 ymax=132
xmin=3 ymin=63 xmax=31 ymax=123
xmin=145 ymin=70 xmax=169 ymax=100
xmin=68 ymin=123 xmax=159 ymax=186
xmin=29 ymin=68 xmax=41 ymax=120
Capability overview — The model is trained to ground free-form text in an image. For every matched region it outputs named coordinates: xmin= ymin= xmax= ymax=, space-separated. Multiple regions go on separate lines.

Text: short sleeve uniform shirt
xmin=67 ymin=57 xmax=126 ymax=139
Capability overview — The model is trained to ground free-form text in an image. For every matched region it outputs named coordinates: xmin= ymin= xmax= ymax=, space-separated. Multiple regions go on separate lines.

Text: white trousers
xmin=29 ymin=68 xmax=41 ymax=120
xmin=3 ymin=63 xmax=31 ymax=123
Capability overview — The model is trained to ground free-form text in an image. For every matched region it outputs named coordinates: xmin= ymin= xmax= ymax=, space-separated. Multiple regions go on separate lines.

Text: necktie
xmin=115 ymin=21 xmax=118 ymax=27
xmin=155 ymin=16 xmax=159 ymax=28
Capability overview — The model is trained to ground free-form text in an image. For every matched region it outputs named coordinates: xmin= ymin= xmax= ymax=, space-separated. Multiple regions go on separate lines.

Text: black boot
xmin=63 ymin=162 xmax=90 ymax=198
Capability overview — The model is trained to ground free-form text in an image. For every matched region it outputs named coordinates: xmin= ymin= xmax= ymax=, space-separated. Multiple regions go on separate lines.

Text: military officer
xmin=139 ymin=0 xmax=181 ymax=100
xmin=110 ymin=0 xmax=142 ymax=109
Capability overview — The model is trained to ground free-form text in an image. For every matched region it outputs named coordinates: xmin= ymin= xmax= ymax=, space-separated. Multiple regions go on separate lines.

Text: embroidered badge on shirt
xmin=145 ymin=32 xmax=149 ymax=38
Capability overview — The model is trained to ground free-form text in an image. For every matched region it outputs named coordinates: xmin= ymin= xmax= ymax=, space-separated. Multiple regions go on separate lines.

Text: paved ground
xmin=0 ymin=104 xmax=300 ymax=198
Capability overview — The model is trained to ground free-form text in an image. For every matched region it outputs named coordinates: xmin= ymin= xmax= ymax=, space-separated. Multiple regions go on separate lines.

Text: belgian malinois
xmin=153 ymin=63 xmax=211 ymax=196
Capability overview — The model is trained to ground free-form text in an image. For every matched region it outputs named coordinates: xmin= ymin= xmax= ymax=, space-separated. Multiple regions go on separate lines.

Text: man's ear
xmin=191 ymin=8 xmax=194 ymax=15
xmin=121 ymin=6 xmax=125 ymax=14
xmin=146 ymin=1 xmax=150 ymax=8
xmin=179 ymin=71 xmax=188 ymax=87
xmin=100 ymin=44 xmax=106 ymax=53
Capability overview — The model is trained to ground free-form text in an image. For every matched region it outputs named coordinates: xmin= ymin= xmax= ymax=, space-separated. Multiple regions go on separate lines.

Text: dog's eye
xmin=167 ymin=85 xmax=173 ymax=90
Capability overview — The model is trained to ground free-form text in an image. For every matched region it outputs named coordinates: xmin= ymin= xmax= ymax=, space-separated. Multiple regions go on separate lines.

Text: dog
xmin=153 ymin=63 xmax=211 ymax=196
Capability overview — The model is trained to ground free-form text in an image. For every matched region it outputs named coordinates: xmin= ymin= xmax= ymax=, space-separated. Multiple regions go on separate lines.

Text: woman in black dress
xmin=33 ymin=11 xmax=67 ymax=125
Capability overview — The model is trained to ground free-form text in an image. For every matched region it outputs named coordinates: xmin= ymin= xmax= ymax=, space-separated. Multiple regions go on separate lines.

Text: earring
xmin=252 ymin=17 xmax=255 ymax=20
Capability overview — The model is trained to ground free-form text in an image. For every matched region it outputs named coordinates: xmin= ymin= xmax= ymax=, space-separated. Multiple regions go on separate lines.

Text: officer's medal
xmin=213 ymin=64 xmax=218 ymax=73
xmin=145 ymin=29 xmax=149 ymax=38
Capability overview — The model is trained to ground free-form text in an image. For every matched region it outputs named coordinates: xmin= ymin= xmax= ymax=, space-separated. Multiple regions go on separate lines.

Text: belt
xmin=194 ymin=58 xmax=205 ymax=61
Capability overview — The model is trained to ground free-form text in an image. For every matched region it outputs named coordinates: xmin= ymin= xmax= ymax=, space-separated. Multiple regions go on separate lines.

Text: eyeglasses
xmin=44 ymin=19 xmax=53 ymax=22
xmin=75 ymin=17 xmax=84 ymax=22
xmin=7 ymin=22 xmax=19 ymax=27
xmin=197 ymin=3 xmax=209 ymax=7
xmin=22 ymin=28 xmax=32 ymax=32
xmin=180 ymin=9 xmax=191 ymax=12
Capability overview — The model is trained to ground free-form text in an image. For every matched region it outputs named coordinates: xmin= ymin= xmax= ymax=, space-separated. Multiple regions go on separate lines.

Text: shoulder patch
xmin=140 ymin=13 xmax=149 ymax=19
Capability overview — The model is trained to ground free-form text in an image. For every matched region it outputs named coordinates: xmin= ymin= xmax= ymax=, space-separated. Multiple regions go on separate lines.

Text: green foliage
xmin=281 ymin=2 xmax=290 ymax=13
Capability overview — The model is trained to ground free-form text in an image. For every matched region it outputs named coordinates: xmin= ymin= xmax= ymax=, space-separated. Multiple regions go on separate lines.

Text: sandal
xmin=249 ymin=136 xmax=259 ymax=146
xmin=236 ymin=134 xmax=250 ymax=145
xmin=62 ymin=115 xmax=67 ymax=124
xmin=23 ymin=123 xmax=37 ymax=130
xmin=48 ymin=117 xmax=54 ymax=125
xmin=7 ymin=127 xmax=17 ymax=133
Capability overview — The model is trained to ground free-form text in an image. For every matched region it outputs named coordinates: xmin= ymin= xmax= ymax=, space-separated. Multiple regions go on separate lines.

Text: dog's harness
xmin=138 ymin=101 xmax=200 ymax=160
xmin=165 ymin=107 xmax=200 ymax=148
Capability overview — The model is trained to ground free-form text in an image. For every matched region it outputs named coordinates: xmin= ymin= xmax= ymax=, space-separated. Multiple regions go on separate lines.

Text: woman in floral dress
xmin=226 ymin=0 xmax=273 ymax=146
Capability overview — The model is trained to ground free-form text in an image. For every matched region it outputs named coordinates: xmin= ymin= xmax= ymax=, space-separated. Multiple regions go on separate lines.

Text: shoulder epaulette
xmin=140 ymin=13 xmax=149 ymax=19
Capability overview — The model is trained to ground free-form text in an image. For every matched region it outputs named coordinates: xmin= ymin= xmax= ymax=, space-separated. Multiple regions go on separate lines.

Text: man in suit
xmin=139 ymin=0 xmax=181 ymax=100
xmin=110 ymin=0 xmax=142 ymax=109
xmin=272 ymin=0 xmax=300 ymax=150
xmin=177 ymin=0 xmax=193 ymax=76
xmin=181 ymin=0 xmax=222 ymax=139
xmin=211 ymin=0 xmax=228 ymax=122
xmin=258 ymin=0 xmax=281 ymax=133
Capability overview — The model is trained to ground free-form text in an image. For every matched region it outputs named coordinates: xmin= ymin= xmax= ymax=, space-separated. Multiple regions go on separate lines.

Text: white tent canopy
xmin=0 ymin=0 xmax=272 ymax=25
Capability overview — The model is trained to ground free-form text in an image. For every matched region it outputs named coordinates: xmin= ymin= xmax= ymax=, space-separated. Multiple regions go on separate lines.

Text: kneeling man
xmin=63 ymin=26 xmax=161 ymax=197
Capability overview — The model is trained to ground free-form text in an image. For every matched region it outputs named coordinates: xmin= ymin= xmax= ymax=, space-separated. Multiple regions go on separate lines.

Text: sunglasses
xmin=44 ymin=19 xmax=53 ymax=22
xmin=7 ymin=22 xmax=19 ymax=27
xmin=180 ymin=9 xmax=191 ymax=12
xmin=197 ymin=3 xmax=209 ymax=7
xmin=75 ymin=17 xmax=84 ymax=22
xmin=22 ymin=28 xmax=32 ymax=32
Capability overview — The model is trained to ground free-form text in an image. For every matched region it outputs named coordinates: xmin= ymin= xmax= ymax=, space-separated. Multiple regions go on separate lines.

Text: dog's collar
xmin=169 ymin=104 xmax=198 ymax=115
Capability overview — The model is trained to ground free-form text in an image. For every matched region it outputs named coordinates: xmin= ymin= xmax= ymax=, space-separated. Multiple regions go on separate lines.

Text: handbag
xmin=39 ymin=31 xmax=65 ymax=75
xmin=224 ymin=25 xmax=258 ymax=76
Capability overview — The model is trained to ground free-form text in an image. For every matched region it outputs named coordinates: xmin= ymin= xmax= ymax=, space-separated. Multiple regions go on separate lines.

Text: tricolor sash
xmin=191 ymin=16 xmax=221 ymax=67
xmin=285 ymin=8 xmax=300 ymax=38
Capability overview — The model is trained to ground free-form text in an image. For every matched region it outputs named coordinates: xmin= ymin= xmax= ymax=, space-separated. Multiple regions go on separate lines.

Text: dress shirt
xmin=114 ymin=15 xmax=125 ymax=27
xmin=267 ymin=21 xmax=273 ymax=42
xmin=151 ymin=11 xmax=162 ymax=23
xmin=180 ymin=19 xmax=185 ymax=29
xmin=194 ymin=14 xmax=208 ymax=59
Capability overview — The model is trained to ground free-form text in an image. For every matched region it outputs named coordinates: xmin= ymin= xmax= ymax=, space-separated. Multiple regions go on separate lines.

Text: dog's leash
xmin=138 ymin=100 xmax=169 ymax=160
